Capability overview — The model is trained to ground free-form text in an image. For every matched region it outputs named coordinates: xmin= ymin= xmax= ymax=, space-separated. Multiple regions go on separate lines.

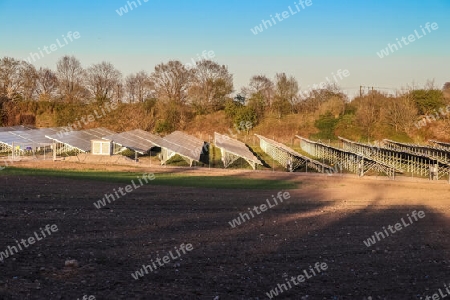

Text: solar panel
xmin=46 ymin=128 xmax=116 ymax=152
xmin=11 ymin=128 xmax=63 ymax=145
xmin=430 ymin=140 xmax=450 ymax=148
xmin=103 ymin=129 xmax=165 ymax=154
xmin=298 ymin=135 xmax=403 ymax=173
xmin=0 ymin=127 xmax=62 ymax=149
xmin=0 ymin=125 xmax=34 ymax=132
xmin=256 ymin=134 xmax=305 ymax=158
xmin=214 ymin=132 xmax=262 ymax=165
xmin=159 ymin=131 xmax=206 ymax=161
xmin=257 ymin=134 xmax=336 ymax=172
xmin=0 ymin=132 xmax=30 ymax=147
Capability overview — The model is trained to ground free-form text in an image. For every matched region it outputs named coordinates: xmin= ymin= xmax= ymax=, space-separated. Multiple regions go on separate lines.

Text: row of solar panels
xmin=50 ymin=129 xmax=210 ymax=162
xmin=0 ymin=126 xmax=261 ymax=166
xmin=0 ymin=125 xmax=35 ymax=132
xmin=214 ymin=132 xmax=262 ymax=165
xmin=46 ymin=128 xmax=116 ymax=152
xmin=0 ymin=127 xmax=64 ymax=148
xmin=103 ymin=130 xmax=261 ymax=165
xmin=0 ymin=126 xmax=209 ymax=163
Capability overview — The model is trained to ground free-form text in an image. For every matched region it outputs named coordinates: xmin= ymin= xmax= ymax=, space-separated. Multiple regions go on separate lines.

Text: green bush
xmin=411 ymin=89 xmax=445 ymax=115
xmin=311 ymin=112 xmax=339 ymax=140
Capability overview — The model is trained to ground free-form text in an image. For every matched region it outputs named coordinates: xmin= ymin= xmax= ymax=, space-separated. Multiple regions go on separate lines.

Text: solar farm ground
xmin=0 ymin=161 xmax=450 ymax=299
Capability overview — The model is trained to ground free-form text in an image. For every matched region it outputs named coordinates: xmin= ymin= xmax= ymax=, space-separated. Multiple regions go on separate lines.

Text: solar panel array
xmin=214 ymin=132 xmax=262 ymax=165
xmin=256 ymin=134 xmax=306 ymax=158
xmin=430 ymin=140 xmax=450 ymax=150
xmin=13 ymin=128 xmax=63 ymax=145
xmin=257 ymin=134 xmax=335 ymax=172
xmin=303 ymin=135 xmax=405 ymax=178
xmin=103 ymin=129 xmax=165 ymax=154
xmin=0 ymin=127 xmax=62 ymax=149
xmin=0 ymin=131 xmax=29 ymax=149
xmin=0 ymin=128 xmax=206 ymax=165
xmin=339 ymin=136 xmax=444 ymax=174
xmin=160 ymin=131 xmax=205 ymax=161
xmin=46 ymin=128 xmax=116 ymax=152
xmin=0 ymin=125 xmax=34 ymax=132
xmin=383 ymin=139 xmax=450 ymax=164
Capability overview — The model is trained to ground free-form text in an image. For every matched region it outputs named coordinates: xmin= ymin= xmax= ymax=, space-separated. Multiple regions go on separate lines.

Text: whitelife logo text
xmin=363 ymin=210 xmax=425 ymax=247
xmin=376 ymin=22 xmax=438 ymax=58
xmin=93 ymin=173 xmax=155 ymax=209
xmin=131 ymin=243 xmax=194 ymax=280
xmin=265 ymin=262 xmax=328 ymax=298
xmin=0 ymin=224 xmax=58 ymax=262
xmin=228 ymin=191 xmax=291 ymax=228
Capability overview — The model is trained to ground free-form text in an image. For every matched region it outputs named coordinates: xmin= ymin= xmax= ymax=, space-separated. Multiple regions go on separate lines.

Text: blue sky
xmin=1 ymin=0 xmax=449 ymax=98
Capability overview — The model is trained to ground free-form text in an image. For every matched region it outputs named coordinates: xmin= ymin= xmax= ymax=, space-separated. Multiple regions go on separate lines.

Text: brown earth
xmin=0 ymin=160 xmax=450 ymax=299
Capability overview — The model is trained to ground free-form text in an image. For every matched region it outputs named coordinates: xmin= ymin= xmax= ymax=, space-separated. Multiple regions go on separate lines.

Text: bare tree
xmin=189 ymin=60 xmax=233 ymax=113
xmin=443 ymin=82 xmax=450 ymax=101
xmin=36 ymin=68 xmax=58 ymax=101
xmin=317 ymin=95 xmax=346 ymax=118
xmin=299 ymin=83 xmax=346 ymax=114
xmin=86 ymin=61 xmax=122 ymax=103
xmin=242 ymin=75 xmax=274 ymax=107
xmin=273 ymin=73 xmax=299 ymax=116
xmin=125 ymin=71 xmax=152 ymax=103
xmin=355 ymin=91 xmax=384 ymax=138
xmin=424 ymin=79 xmax=437 ymax=90
xmin=443 ymin=82 xmax=450 ymax=91
xmin=125 ymin=74 xmax=138 ymax=103
xmin=56 ymin=56 xmax=86 ymax=103
xmin=150 ymin=60 xmax=193 ymax=104
xmin=382 ymin=93 xmax=418 ymax=133
xmin=0 ymin=57 xmax=22 ymax=99
xmin=19 ymin=61 xmax=38 ymax=101
xmin=112 ymin=82 xmax=124 ymax=103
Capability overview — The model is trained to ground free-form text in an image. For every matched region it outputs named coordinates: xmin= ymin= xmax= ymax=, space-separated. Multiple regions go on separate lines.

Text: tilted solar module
xmin=159 ymin=131 xmax=206 ymax=162
xmin=257 ymin=134 xmax=336 ymax=172
xmin=103 ymin=129 xmax=165 ymax=154
xmin=0 ymin=125 xmax=34 ymax=132
xmin=430 ymin=140 xmax=450 ymax=149
xmin=214 ymin=132 xmax=262 ymax=165
xmin=256 ymin=134 xmax=304 ymax=158
xmin=46 ymin=128 xmax=116 ymax=152
xmin=0 ymin=132 xmax=30 ymax=147
xmin=11 ymin=128 xmax=64 ymax=145
xmin=0 ymin=127 xmax=63 ymax=149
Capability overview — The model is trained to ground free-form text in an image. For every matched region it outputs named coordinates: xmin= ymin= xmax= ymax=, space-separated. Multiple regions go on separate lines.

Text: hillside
xmin=1 ymin=89 xmax=450 ymax=144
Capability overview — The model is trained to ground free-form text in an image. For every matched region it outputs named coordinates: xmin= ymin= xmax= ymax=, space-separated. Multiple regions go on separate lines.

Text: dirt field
xmin=1 ymin=161 xmax=450 ymax=299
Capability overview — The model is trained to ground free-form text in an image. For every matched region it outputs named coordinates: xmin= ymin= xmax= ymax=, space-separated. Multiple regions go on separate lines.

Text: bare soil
xmin=0 ymin=160 xmax=450 ymax=299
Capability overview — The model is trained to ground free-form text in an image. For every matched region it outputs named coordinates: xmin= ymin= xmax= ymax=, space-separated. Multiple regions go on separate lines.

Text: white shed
xmin=91 ymin=139 xmax=112 ymax=156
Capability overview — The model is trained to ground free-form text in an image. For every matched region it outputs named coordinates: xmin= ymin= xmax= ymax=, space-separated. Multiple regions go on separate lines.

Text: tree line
xmin=0 ymin=55 xmax=449 ymax=140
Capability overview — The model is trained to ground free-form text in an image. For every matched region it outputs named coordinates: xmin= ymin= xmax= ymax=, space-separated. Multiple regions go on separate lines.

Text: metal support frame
xmin=160 ymin=148 xmax=194 ymax=167
xmin=220 ymin=149 xmax=241 ymax=168
xmin=385 ymin=139 xmax=450 ymax=163
xmin=339 ymin=137 xmax=450 ymax=181
xmin=299 ymin=136 xmax=400 ymax=179
xmin=256 ymin=134 xmax=334 ymax=173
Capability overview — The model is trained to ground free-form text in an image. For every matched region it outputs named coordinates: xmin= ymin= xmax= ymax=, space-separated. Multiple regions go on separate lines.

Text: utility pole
xmin=360 ymin=85 xmax=373 ymax=97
